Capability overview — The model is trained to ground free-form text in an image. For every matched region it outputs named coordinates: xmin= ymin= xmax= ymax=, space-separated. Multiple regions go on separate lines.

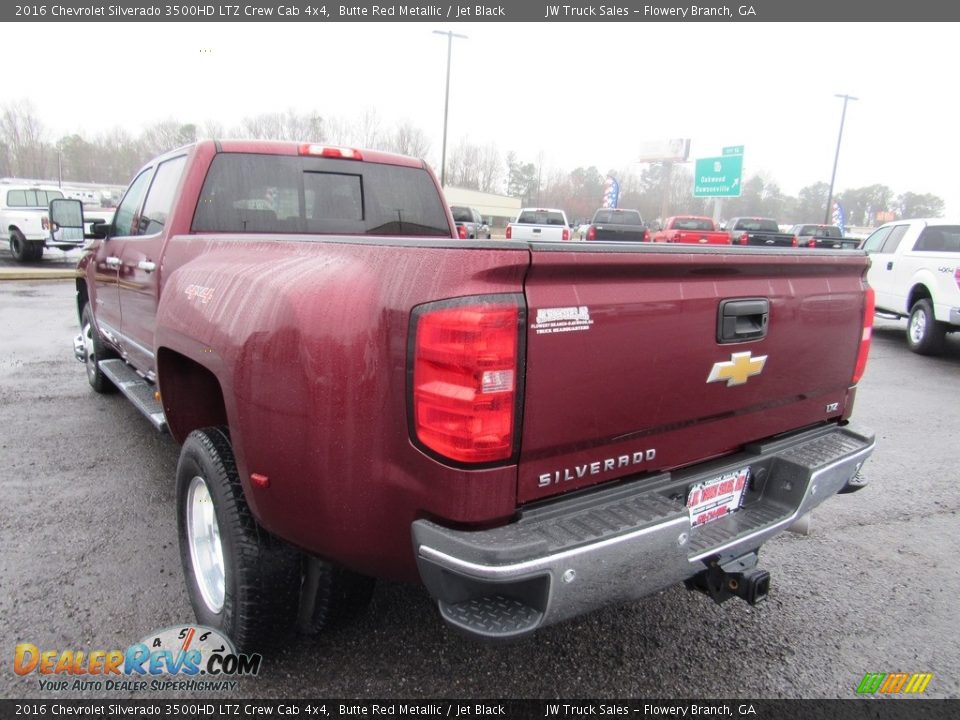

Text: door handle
xmin=886 ymin=262 xmax=894 ymax=270
xmin=138 ymin=260 xmax=157 ymax=273
xmin=105 ymin=256 xmax=121 ymax=267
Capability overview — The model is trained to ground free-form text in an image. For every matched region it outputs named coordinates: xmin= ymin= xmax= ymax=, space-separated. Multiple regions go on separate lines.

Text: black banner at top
xmin=4 ymin=0 xmax=960 ymax=23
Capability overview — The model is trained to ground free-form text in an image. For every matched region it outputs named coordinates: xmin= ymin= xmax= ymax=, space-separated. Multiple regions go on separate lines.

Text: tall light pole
xmin=432 ymin=30 xmax=467 ymax=188
xmin=824 ymin=93 xmax=857 ymax=224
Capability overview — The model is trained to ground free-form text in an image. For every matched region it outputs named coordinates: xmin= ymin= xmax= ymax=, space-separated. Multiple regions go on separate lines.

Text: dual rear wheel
xmin=176 ymin=427 xmax=374 ymax=651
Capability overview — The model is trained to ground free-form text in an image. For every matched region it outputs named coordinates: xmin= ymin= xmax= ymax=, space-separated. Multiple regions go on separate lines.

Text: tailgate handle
xmin=718 ymin=298 xmax=769 ymax=343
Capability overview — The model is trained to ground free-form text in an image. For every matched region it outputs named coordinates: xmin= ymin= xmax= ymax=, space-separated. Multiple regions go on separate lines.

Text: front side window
xmin=860 ymin=226 xmax=893 ymax=254
xmin=138 ymin=156 xmax=187 ymax=236
xmin=113 ymin=170 xmax=154 ymax=237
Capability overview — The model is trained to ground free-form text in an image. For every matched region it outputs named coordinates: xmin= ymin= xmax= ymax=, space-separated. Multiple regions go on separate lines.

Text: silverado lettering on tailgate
xmin=539 ymin=448 xmax=657 ymax=487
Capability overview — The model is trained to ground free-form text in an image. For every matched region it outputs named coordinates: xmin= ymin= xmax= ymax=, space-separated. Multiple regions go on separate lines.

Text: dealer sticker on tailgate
xmin=687 ymin=468 xmax=750 ymax=526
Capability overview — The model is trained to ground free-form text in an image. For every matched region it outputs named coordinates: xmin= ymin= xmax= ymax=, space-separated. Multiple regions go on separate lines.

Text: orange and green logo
xmin=856 ymin=672 xmax=933 ymax=695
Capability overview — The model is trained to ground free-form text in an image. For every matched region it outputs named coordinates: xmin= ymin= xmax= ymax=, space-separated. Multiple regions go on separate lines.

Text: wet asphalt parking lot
xmin=1 ymin=261 xmax=958 ymax=701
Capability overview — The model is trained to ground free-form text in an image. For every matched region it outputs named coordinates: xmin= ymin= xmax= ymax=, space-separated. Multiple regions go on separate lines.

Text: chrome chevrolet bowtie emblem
xmin=707 ymin=352 xmax=767 ymax=387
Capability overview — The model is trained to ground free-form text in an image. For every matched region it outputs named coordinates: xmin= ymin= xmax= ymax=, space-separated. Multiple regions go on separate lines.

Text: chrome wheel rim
xmin=909 ymin=309 xmax=927 ymax=344
xmin=82 ymin=321 xmax=97 ymax=383
xmin=186 ymin=475 xmax=225 ymax=613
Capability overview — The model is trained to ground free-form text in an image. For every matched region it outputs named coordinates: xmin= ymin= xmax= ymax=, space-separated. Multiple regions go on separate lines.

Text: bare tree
xmin=202 ymin=119 xmax=226 ymax=139
xmin=355 ymin=107 xmax=382 ymax=149
xmin=94 ymin=127 xmax=146 ymax=183
xmin=140 ymin=120 xmax=197 ymax=156
xmin=236 ymin=110 xmax=325 ymax=142
xmin=476 ymin=143 xmax=503 ymax=193
xmin=387 ymin=121 xmax=431 ymax=158
xmin=447 ymin=139 xmax=487 ymax=189
xmin=0 ymin=101 xmax=51 ymax=178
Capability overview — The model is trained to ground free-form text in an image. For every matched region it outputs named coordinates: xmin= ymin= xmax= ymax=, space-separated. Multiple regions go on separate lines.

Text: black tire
xmin=176 ymin=427 xmax=300 ymax=652
xmin=906 ymin=298 xmax=946 ymax=355
xmin=10 ymin=230 xmax=41 ymax=263
xmin=80 ymin=305 xmax=118 ymax=393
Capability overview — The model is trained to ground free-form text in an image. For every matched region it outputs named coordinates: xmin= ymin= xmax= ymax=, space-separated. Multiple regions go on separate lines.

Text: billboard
xmin=637 ymin=138 xmax=691 ymax=163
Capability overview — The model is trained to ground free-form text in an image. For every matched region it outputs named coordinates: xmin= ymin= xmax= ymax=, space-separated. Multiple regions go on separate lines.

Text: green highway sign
xmin=693 ymin=155 xmax=743 ymax=198
xmin=722 ymin=145 xmax=744 ymax=156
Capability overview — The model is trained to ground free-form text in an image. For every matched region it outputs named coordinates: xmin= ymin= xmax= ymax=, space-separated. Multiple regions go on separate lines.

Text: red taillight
xmin=738 ymin=235 xmax=748 ymax=245
xmin=852 ymin=287 xmax=875 ymax=385
xmin=954 ymin=268 xmax=960 ymax=290
xmin=643 ymin=228 xmax=650 ymax=242
xmin=791 ymin=236 xmax=799 ymax=247
xmin=562 ymin=227 xmax=570 ymax=241
xmin=41 ymin=216 xmax=49 ymax=230
xmin=505 ymin=224 xmax=512 ymax=240
xmin=586 ymin=225 xmax=596 ymax=241
xmin=808 ymin=239 xmax=816 ymax=248
xmin=298 ymin=144 xmax=363 ymax=160
xmin=457 ymin=225 xmax=467 ymax=240
xmin=411 ymin=299 xmax=521 ymax=464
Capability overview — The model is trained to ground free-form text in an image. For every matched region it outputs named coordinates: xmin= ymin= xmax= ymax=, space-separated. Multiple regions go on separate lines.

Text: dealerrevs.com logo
xmin=14 ymin=625 xmax=261 ymax=692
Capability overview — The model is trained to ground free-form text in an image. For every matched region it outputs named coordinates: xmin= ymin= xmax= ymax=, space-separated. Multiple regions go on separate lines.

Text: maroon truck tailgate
xmin=518 ymin=246 xmax=870 ymax=504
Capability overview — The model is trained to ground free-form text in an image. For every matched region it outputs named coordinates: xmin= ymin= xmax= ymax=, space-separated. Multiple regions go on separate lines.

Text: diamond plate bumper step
xmin=414 ymin=423 xmax=875 ymax=640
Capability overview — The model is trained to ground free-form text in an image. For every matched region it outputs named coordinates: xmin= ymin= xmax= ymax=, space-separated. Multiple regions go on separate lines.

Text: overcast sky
xmin=7 ymin=21 xmax=960 ymax=215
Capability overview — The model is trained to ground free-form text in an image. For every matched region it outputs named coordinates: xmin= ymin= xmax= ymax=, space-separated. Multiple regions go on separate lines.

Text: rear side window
xmin=880 ymin=225 xmax=909 ymax=254
xmin=5 ymin=189 xmax=63 ymax=207
xmin=518 ymin=210 xmax=566 ymax=226
xmin=913 ymin=225 xmax=960 ymax=252
xmin=192 ymin=154 xmax=449 ymax=236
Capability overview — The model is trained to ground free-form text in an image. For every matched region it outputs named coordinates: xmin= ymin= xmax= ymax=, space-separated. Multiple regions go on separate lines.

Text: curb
xmin=0 ymin=269 xmax=79 ymax=281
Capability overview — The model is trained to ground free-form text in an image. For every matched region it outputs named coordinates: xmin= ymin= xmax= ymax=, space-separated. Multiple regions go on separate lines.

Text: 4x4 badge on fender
xmin=707 ymin=351 xmax=767 ymax=387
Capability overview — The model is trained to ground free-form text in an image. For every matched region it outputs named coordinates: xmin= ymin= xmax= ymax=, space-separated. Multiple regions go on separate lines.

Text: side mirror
xmin=49 ymin=198 xmax=85 ymax=243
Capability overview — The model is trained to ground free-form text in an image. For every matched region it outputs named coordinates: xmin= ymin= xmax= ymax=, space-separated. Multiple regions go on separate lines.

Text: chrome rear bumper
xmin=413 ymin=423 xmax=875 ymax=640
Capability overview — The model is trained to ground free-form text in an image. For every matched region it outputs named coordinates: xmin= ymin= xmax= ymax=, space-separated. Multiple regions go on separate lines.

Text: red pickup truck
xmin=59 ymin=140 xmax=876 ymax=649
xmin=653 ymin=216 xmax=730 ymax=245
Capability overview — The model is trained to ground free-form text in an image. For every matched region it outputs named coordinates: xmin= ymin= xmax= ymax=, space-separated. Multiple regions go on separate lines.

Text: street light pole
xmin=824 ymin=93 xmax=857 ymax=224
xmin=432 ymin=30 xmax=467 ymax=188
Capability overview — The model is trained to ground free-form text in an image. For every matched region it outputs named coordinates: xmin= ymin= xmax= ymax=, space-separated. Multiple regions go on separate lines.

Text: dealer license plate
xmin=686 ymin=468 xmax=750 ymax=527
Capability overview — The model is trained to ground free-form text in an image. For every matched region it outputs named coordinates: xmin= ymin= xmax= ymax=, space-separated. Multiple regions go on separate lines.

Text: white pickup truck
xmin=862 ymin=218 xmax=960 ymax=354
xmin=505 ymin=207 xmax=571 ymax=241
xmin=1 ymin=182 xmax=114 ymax=262
xmin=2 ymin=183 xmax=65 ymax=261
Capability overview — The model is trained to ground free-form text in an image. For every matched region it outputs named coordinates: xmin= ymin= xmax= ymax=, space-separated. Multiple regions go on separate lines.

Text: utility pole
xmin=432 ymin=30 xmax=467 ymax=188
xmin=825 ymin=93 xmax=857 ymax=224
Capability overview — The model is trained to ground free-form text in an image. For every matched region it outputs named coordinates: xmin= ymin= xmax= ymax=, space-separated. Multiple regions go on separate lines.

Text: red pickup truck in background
xmin=652 ymin=216 xmax=731 ymax=245
xmin=58 ymin=140 xmax=876 ymax=649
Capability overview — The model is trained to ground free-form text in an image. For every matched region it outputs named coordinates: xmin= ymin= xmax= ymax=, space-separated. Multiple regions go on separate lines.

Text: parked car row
xmin=513 ymin=211 xmax=870 ymax=250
